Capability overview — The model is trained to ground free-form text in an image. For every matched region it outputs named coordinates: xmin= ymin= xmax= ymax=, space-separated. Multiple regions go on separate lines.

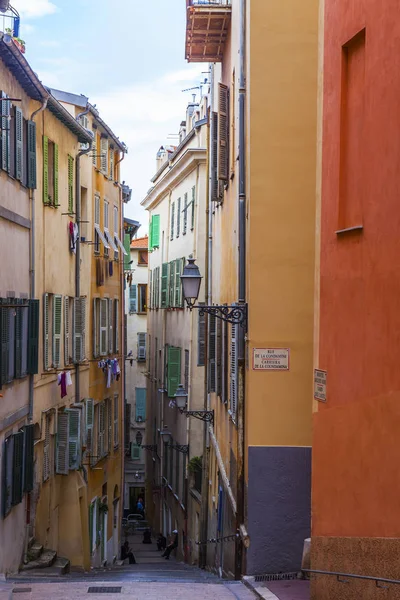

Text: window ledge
xmin=336 ymin=225 xmax=363 ymax=236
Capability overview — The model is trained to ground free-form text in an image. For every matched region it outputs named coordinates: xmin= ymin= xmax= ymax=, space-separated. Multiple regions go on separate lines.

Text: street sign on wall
xmin=314 ymin=369 xmax=327 ymax=402
xmin=252 ymin=348 xmax=290 ymax=371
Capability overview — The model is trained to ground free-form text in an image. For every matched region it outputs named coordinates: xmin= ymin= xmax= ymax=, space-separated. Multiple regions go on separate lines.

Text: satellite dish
xmin=0 ymin=1 xmax=10 ymax=13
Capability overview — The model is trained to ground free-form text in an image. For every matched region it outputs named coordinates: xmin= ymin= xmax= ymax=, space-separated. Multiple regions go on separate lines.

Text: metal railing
xmin=188 ymin=0 xmax=231 ymax=6
xmin=303 ymin=569 xmax=400 ymax=590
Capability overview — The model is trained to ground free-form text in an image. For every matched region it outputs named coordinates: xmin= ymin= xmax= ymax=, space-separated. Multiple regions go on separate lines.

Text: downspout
xmin=75 ymin=106 xmax=93 ymax=404
xmin=236 ymin=0 xmax=247 ymax=580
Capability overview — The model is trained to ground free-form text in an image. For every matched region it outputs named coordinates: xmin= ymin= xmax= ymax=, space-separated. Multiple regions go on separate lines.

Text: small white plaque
xmin=314 ymin=369 xmax=327 ymax=402
xmin=252 ymin=348 xmax=290 ymax=371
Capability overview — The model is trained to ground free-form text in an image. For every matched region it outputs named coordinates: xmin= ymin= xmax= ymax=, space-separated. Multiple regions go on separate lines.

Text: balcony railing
xmin=185 ymin=0 xmax=232 ymax=63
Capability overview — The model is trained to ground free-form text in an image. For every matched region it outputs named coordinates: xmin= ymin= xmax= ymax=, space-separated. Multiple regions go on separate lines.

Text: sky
xmin=11 ymin=0 xmax=206 ymax=233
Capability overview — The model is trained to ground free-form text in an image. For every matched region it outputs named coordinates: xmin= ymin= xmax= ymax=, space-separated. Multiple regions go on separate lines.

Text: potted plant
xmin=98 ymin=501 xmax=108 ymax=514
xmin=14 ymin=37 xmax=25 ymax=54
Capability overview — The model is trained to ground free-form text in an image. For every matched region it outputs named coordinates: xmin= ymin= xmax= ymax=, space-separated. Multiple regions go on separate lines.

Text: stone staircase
xmin=19 ymin=537 xmax=70 ymax=576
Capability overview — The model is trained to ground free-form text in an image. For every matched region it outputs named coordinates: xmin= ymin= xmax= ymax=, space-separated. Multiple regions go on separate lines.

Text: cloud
xmin=16 ymin=0 xmax=58 ymax=19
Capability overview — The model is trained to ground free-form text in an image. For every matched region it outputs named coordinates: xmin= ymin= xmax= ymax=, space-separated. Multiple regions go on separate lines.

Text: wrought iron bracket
xmin=179 ymin=409 xmax=214 ymax=424
xmin=141 ymin=445 xmax=158 ymax=452
xmin=192 ymin=304 xmax=248 ymax=329
xmin=167 ymin=444 xmax=189 ymax=454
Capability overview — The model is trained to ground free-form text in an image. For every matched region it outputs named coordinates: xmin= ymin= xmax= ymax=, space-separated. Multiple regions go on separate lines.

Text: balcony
xmin=185 ymin=0 xmax=232 ymax=63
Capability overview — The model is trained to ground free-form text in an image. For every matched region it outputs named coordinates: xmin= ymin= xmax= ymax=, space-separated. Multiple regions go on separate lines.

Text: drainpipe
xmin=75 ymin=106 xmax=93 ymax=403
xmin=236 ymin=0 xmax=247 ymax=580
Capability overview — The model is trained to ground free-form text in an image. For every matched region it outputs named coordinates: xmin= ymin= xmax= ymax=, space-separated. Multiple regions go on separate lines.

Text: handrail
xmin=303 ymin=569 xmax=400 ymax=589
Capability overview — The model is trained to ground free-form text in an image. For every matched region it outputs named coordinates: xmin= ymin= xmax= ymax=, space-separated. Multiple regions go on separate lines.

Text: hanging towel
xmin=66 ymin=370 xmax=73 ymax=387
xmin=57 ymin=372 xmax=67 ymax=399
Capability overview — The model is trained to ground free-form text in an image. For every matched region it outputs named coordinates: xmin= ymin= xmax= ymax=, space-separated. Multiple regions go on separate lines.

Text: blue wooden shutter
xmin=167 ymin=346 xmax=181 ymax=397
xmin=135 ymin=388 xmax=146 ymax=422
xmin=27 ymin=120 xmax=37 ymax=189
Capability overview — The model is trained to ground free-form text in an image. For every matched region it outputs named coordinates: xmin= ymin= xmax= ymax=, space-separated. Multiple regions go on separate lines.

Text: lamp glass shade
xmin=174 ymin=384 xmax=188 ymax=409
xmin=180 ymin=258 xmax=202 ymax=306
xmin=135 ymin=431 xmax=143 ymax=447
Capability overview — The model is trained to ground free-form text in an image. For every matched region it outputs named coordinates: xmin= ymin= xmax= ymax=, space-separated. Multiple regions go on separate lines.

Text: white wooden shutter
xmin=43 ymin=414 xmax=50 ymax=482
xmin=92 ymin=133 xmax=97 ymax=166
xmin=100 ymin=298 xmax=108 ymax=355
xmin=114 ymin=299 xmax=119 ymax=353
xmin=67 ymin=408 xmax=81 ymax=470
xmin=113 ymin=394 xmax=119 ymax=447
xmin=137 ymin=332 xmax=146 ymax=361
xmin=230 ymin=324 xmax=238 ymax=419
xmin=100 ymin=137 xmax=108 ymax=174
xmin=108 ymin=299 xmax=113 ymax=354
xmin=64 ymin=296 xmax=70 ymax=366
xmin=53 ymin=295 xmax=62 ymax=368
xmin=129 ymin=285 xmax=137 ymax=313
xmin=85 ymin=398 xmax=94 ymax=453
xmin=56 ymin=412 xmax=69 ymax=475
xmin=43 ymin=293 xmax=49 ymax=370
xmin=109 ymin=148 xmax=115 ymax=180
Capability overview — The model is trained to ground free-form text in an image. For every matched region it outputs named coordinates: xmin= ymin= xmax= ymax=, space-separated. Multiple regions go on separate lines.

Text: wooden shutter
xmin=54 ymin=143 xmax=59 ymax=206
xmin=170 ymin=202 xmax=175 ymax=240
xmin=183 ymin=193 xmax=188 ymax=234
xmin=211 ymin=112 xmax=219 ymax=201
xmin=92 ymin=133 xmax=97 ymax=166
xmin=1 ymin=92 xmax=9 ymax=173
xmin=73 ymin=297 xmax=86 ymax=363
xmin=113 ymin=394 xmax=119 ymax=447
xmin=151 ymin=214 xmax=160 ymax=248
xmin=68 ymin=154 xmax=74 ymax=213
xmin=43 ymin=293 xmax=49 ymax=370
xmin=15 ymin=305 xmax=22 ymax=379
xmin=161 ymin=263 xmax=169 ymax=308
xmin=3 ymin=435 xmax=13 ymax=516
xmin=27 ymin=120 xmax=37 ymax=189
xmin=108 ymin=299 xmax=113 ymax=354
xmin=135 ymin=388 xmax=146 ymax=422
xmin=98 ymin=402 xmax=105 ymax=458
xmin=174 ymin=258 xmax=181 ymax=307
xmin=131 ymin=444 xmax=140 ymax=460
xmin=230 ymin=324 xmax=238 ymax=418
xmin=114 ymin=299 xmax=119 ymax=353
xmin=27 ymin=299 xmax=39 ymax=375
xmin=43 ymin=414 xmax=50 ymax=482
xmin=56 ymin=412 xmax=69 ymax=475
xmin=85 ymin=398 xmax=94 ymax=452
xmin=109 ymin=148 xmax=115 ymax=180
xmin=100 ymin=298 xmax=108 ymax=355
xmin=216 ymin=318 xmax=222 ymax=397
xmin=43 ymin=136 xmax=49 ymax=205
xmin=67 ymin=408 xmax=81 ymax=470
xmin=129 ymin=284 xmax=137 ymax=313
xmin=15 ymin=106 xmax=23 ymax=181
xmin=107 ymin=399 xmax=112 ymax=453
xmin=124 ymin=233 xmax=131 ymax=270
xmin=149 ymin=270 xmax=153 ymax=310
xmin=221 ymin=320 xmax=228 ymax=403
xmin=137 ymin=332 xmax=146 ymax=361
xmin=191 ymin=186 xmax=195 ymax=230
xmin=100 ymin=137 xmax=108 ymax=174
xmin=177 ymin=198 xmax=181 ymax=237
xmin=23 ymin=424 xmax=34 ymax=493
xmin=218 ymin=83 xmax=229 ymax=181
xmin=64 ymin=296 xmax=70 ymax=366
xmin=93 ymin=298 xmax=98 ymax=358
xmin=208 ymin=314 xmax=217 ymax=393
xmin=12 ymin=431 xmax=24 ymax=505
xmin=184 ymin=349 xmax=189 ymax=392
xmin=197 ymin=304 xmax=206 ymax=367
xmin=169 ymin=261 xmax=175 ymax=307
xmin=167 ymin=346 xmax=181 ymax=397
xmin=53 ymin=295 xmax=62 ymax=368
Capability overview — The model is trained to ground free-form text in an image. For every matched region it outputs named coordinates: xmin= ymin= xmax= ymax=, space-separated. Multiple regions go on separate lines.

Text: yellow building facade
xmin=185 ymin=0 xmax=318 ymax=577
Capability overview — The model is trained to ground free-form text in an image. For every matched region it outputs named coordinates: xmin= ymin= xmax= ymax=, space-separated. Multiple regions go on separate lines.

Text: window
xmin=170 ymin=202 xmax=175 ymax=240
xmin=183 ymin=193 xmax=188 ymax=234
xmin=109 ymin=146 xmax=115 ymax=180
xmin=94 ymin=195 xmax=110 ymax=255
xmin=176 ymin=197 xmax=181 ymax=237
xmin=73 ymin=297 xmax=86 ymax=363
xmin=100 ymin=298 xmax=108 ymax=356
xmin=169 ymin=261 xmax=175 ymax=307
xmin=100 ymin=136 xmax=108 ymax=175
xmin=92 ymin=297 xmax=114 ymax=357
xmin=113 ymin=206 xmax=119 ymax=261
xmin=2 ymin=427 xmax=33 ymax=517
xmin=114 ymin=298 xmax=119 ymax=354
xmin=104 ymin=200 xmax=118 ymax=256
xmin=137 ymin=333 xmax=146 ymax=362
xmin=68 ymin=155 xmax=74 ymax=214
xmin=113 ymin=394 xmax=119 ymax=448
xmin=0 ymin=298 xmax=39 ymax=387
xmin=174 ymin=258 xmax=184 ymax=308
xmin=161 ymin=263 xmax=169 ymax=308
xmin=167 ymin=346 xmax=181 ymax=397
xmin=220 ymin=320 xmax=228 ymax=403
xmin=64 ymin=296 xmax=72 ymax=366
xmin=218 ymin=82 xmax=229 ymax=182
xmin=92 ymin=131 xmax=98 ymax=166
xmin=85 ymin=398 xmax=94 ymax=454
xmin=43 ymin=136 xmax=59 ymax=207
xmin=138 ymin=250 xmax=148 ymax=266
xmin=150 ymin=215 xmax=160 ymax=249
xmin=138 ymin=284 xmax=147 ymax=313
xmin=131 ymin=444 xmax=141 ymax=461
xmin=135 ymin=388 xmax=146 ymax=422
xmin=129 ymin=285 xmax=137 ymax=314
xmin=55 ymin=409 xmax=82 ymax=473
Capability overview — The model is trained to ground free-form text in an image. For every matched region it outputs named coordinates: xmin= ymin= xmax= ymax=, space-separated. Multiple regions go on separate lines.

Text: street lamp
xmin=174 ymin=384 xmax=214 ymax=424
xmin=180 ymin=258 xmax=247 ymax=328
xmin=136 ymin=431 xmax=157 ymax=453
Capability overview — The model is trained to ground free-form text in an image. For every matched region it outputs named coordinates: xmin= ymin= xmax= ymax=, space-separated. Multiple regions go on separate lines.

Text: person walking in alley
xmin=121 ymin=541 xmax=136 ymax=564
xmin=162 ymin=530 xmax=178 ymax=560
xmin=157 ymin=533 xmax=167 ymax=551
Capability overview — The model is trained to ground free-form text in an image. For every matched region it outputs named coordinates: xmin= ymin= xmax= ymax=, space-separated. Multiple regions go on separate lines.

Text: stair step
xmin=21 ymin=549 xmax=56 ymax=571
xmin=27 ymin=543 xmax=43 ymax=562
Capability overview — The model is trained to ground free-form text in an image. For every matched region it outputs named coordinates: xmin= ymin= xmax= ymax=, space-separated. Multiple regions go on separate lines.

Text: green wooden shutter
xmin=67 ymin=408 xmax=81 ymax=470
xmin=114 ymin=299 xmax=119 ymax=353
xmin=191 ymin=186 xmax=195 ymax=230
xmin=15 ymin=106 xmax=23 ymax=181
xmin=197 ymin=304 xmax=206 ymax=367
xmin=23 ymin=424 xmax=34 ymax=493
xmin=93 ymin=298 xmax=98 ymax=359
xmin=27 ymin=299 xmax=39 ymax=375
xmin=131 ymin=444 xmax=141 ymax=460
xmin=64 ymin=296 xmax=70 ymax=366
xmin=68 ymin=154 xmax=74 ymax=213
xmin=99 ymin=298 xmax=108 ymax=356
xmin=176 ymin=198 xmax=181 ymax=237
xmin=170 ymin=202 xmax=175 ymax=240
xmin=53 ymin=295 xmax=62 ymax=368
xmin=183 ymin=193 xmax=188 ymax=234
xmin=43 ymin=293 xmax=49 ymax=370
xmin=12 ymin=431 xmax=24 ymax=505
xmin=54 ymin=143 xmax=59 ymax=206
xmin=167 ymin=346 xmax=181 ymax=397
xmin=124 ymin=234 xmax=131 ymax=270
xmin=174 ymin=258 xmax=181 ymax=307
xmin=135 ymin=388 xmax=146 ymax=422
xmin=151 ymin=215 xmax=160 ymax=248
xmin=169 ymin=261 xmax=175 ymax=307
xmin=108 ymin=299 xmax=113 ymax=354
xmin=56 ymin=412 xmax=69 ymax=475
xmin=43 ymin=136 xmax=49 ymax=205
xmin=1 ymin=92 xmax=10 ymax=173
xmin=27 ymin=120 xmax=37 ymax=189
xmin=73 ymin=297 xmax=85 ymax=363
xmin=129 ymin=284 xmax=137 ymax=313
xmin=161 ymin=263 xmax=169 ymax=308
xmin=85 ymin=398 xmax=94 ymax=452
